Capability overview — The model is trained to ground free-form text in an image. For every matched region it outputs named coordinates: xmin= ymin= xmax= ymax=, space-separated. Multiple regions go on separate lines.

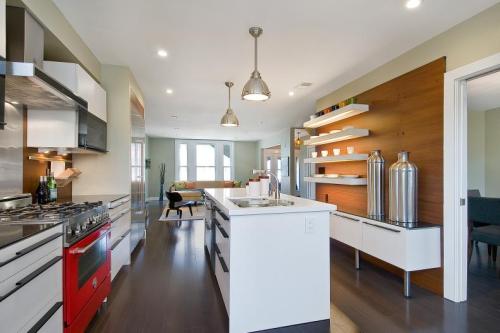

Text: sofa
xmin=170 ymin=180 xmax=242 ymax=202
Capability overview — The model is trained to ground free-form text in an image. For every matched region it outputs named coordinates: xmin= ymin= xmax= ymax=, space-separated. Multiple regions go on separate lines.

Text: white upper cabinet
xmin=43 ymin=61 xmax=107 ymax=122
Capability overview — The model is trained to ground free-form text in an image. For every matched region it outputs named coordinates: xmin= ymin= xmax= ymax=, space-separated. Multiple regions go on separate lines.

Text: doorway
xmin=444 ymin=52 xmax=500 ymax=302
xmin=466 ymin=70 xmax=500 ymax=303
xmin=261 ymin=145 xmax=281 ymax=182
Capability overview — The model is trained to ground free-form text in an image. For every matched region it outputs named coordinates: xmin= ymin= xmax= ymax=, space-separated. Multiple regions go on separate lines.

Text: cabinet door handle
xmin=363 ymin=221 xmax=400 ymax=233
xmin=111 ymin=230 xmax=131 ymax=250
xmin=27 ymin=301 xmax=63 ymax=333
xmin=214 ymin=243 xmax=221 ymax=255
xmin=0 ymin=232 xmax=62 ymax=268
xmin=215 ymin=220 xmax=229 ymax=238
xmin=333 ymin=213 xmax=359 ymax=222
xmin=0 ymin=256 xmax=62 ymax=303
xmin=218 ymin=255 xmax=229 ymax=273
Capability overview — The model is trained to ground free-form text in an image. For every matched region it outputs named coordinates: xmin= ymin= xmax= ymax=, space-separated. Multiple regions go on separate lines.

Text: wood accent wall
xmin=22 ymin=110 xmax=72 ymax=202
xmin=316 ymin=58 xmax=445 ymax=295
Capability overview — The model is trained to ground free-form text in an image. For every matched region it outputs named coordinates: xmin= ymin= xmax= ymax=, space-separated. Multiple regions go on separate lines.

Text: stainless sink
xmin=230 ymin=198 xmax=295 ymax=208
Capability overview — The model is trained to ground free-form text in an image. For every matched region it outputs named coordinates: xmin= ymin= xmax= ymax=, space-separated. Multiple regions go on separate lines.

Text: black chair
xmin=165 ymin=192 xmax=194 ymax=219
xmin=468 ymin=196 xmax=500 ymax=263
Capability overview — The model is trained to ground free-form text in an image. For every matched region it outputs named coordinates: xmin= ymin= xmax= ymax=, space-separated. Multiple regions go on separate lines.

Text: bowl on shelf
xmin=340 ymin=174 xmax=360 ymax=178
xmin=321 ymin=150 xmax=328 ymax=157
xmin=311 ymin=152 xmax=318 ymax=158
xmin=325 ymin=174 xmax=339 ymax=178
xmin=347 ymin=146 xmax=355 ymax=154
xmin=333 ymin=148 xmax=341 ymax=156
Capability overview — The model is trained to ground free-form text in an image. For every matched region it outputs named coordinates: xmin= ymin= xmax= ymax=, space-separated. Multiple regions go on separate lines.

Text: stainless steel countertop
xmin=337 ymin=211 xmax=441 ymax=229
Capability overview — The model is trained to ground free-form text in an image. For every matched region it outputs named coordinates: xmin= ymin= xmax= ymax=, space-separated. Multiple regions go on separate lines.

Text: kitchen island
xmin=204 ymin=188 xmax=336 ymax=333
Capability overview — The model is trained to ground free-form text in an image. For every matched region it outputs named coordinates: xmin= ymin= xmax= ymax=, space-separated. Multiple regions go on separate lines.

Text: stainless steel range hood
xmin=2 ymin=60 xmax=87 ymax=110
xmin=3 ymin=6 xmax=87 ymax=110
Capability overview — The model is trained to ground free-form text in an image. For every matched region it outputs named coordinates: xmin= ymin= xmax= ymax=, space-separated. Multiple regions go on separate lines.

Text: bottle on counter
xmin=259 ymin=175 xmax=270 ymax=197
xmin=248 ymin=179 xmax=260 ymax=197
xmin=47 ymin=172 xmax=57 ymax=202
xmin=36 ymin=176 xmax=48 ymax=204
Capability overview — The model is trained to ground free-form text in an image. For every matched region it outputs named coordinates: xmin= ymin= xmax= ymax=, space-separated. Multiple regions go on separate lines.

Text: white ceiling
xmin=467 ymin=70 xmax=500 ymax=112
xmin=53 ymin=0 xmax=499 ymax=141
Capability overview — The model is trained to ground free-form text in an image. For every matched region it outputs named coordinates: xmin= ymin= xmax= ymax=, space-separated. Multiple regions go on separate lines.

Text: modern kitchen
xmin=1 ymin=1 xmax=500 ymax=333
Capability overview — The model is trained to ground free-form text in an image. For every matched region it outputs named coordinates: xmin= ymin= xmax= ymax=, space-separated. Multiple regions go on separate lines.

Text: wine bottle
xmin=47 ymin=172 xmax=57 ymax=202
xmin=36 ymin=176 xmax=47 ymax=204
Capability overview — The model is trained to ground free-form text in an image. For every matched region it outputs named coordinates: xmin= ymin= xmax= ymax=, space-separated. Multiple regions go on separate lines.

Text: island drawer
xmin=215 ymin=208 xmax=230 ymax=235
xmin=214 ymin=253 xmax=229 ymax=314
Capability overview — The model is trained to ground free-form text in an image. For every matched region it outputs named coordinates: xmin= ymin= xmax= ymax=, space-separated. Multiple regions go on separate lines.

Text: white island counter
xmin=204 ymin=188 xmax=336 ymax=333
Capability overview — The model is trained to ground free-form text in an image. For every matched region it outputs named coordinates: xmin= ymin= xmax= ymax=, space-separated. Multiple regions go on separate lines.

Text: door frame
xmin=443 ymin=52 xmax=500 ymax=302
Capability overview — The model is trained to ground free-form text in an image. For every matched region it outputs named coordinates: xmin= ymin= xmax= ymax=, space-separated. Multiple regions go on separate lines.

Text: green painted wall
xmin=146 ymin=137 xmax=258 ymax=198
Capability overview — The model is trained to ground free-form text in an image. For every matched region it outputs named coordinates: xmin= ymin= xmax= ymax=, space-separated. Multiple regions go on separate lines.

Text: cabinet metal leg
xmin=404 ymin=271 xmax=411 ymax=298
xmin=355 ymin=249 xmax=360 ymax=270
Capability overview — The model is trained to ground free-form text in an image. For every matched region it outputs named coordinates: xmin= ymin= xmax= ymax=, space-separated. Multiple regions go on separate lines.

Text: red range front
xmin=64 ymin=223 xmax=111 ymax=333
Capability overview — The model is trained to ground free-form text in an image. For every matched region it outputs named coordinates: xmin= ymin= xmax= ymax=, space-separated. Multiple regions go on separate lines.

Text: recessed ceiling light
xmin=166 ymin=89 xmax=173 ymax=94
xmin=288 ymin=91 xmax=295 ymax=97
xmin=157 ymin=49 xmax=168 ymax=57
xmin=171 ymin=115 xmax=178 ymax=119
xmin=405 ymin=0 xmax=422 ymax=9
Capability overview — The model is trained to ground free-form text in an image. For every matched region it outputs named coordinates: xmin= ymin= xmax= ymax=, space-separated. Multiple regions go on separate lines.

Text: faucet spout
xmin=252 ymin=169 xmax=280 ymax=199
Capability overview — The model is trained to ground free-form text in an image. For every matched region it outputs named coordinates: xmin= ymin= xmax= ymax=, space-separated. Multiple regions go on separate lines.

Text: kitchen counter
xmin=205 ymin=188 xmax=335 ymax=333
xmin=0 ymin=222 xmax=62 ymax=250
xmin=69 ymin=194 xmax=129 ymax=207
xmin=204 ymin=188 xmax=336 ymax=216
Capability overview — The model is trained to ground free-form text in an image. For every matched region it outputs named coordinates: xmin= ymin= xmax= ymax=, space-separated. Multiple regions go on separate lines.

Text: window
xmin=266 ymin=157 xmax=271 ymax=173
xmin=196 ymin=144 xmax=216 ymax=181
xmin=131 ymin=142 xmax=143 ymax=182
xmin=277 ymin=158 xmax=282 ymax=182
xmin=178 ymin=143 xmax=188 ymax=181
xmin=175 ymin=140 xmax=234 ymax=181
xmin=223 ymin=144 xmax=232 ymax=181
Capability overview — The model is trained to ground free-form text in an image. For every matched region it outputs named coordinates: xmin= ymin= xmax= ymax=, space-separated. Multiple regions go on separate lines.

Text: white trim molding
xmin=443 ymin=52 xmax=500 ymax=302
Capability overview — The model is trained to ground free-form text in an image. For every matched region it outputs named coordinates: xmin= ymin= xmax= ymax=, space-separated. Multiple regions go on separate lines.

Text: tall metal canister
xmin=367 ymin=150 xmax=385 ymax=218
xmin=389 ymin=151 xmax=418 ymax=223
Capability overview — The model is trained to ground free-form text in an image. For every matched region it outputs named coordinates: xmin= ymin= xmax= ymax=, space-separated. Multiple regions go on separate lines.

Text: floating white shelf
xmin=304 ymin=154 xmax=369 ymax=164
xmin=304 ymin=177 xmax=367 ymax=186
xmin=304 ymin=128 xmax=369 ymax=146
xmin=304 ymin=104 xmax=369 ymax=128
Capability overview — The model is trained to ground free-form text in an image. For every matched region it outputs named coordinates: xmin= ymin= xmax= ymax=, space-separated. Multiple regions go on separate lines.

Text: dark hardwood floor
xmin=87 ymin=202 xmax=500 ymax=333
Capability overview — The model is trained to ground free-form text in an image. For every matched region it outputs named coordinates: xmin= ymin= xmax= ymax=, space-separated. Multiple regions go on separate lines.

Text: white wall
xmin=467 ymin=111 xmax=485 ymax=195
xmin=485 ymin=109 xmax=500 ymax=197
xmin=72 ymin=65 xmax=133 ymax=195
xmin=467 ymin=108 xmax=500 ymax=198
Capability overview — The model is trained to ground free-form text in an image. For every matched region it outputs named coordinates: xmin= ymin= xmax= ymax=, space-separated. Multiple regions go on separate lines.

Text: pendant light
xmin=242 ymin=27 xmax=271 ymax=101
xmin=220 ymin=81 xmax=240 ymax=127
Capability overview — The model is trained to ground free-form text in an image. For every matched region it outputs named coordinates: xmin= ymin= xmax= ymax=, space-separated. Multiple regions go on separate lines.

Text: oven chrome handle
xmin=69 ymin=230 xmax=110 ymax=254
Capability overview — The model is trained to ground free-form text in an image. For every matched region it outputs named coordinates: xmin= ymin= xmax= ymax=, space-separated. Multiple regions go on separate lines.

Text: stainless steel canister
xmin=367 ymin=150 xmax=385 ymax=218
xmin=389 ymin=151 xmax=418 ymax=223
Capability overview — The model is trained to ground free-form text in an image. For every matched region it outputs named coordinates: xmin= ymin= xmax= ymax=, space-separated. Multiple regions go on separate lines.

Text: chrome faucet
xmin=252 ymin=169 xmax=280 ymax=200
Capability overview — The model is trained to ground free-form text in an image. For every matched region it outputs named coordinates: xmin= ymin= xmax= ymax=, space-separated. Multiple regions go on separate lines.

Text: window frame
xmin=175 ymin=139 xmax=235 ymax=181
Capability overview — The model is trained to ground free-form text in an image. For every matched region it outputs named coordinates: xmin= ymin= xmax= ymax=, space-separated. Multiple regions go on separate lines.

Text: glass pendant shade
xmin=242 ymin=27 xmax=271 ymax=101
xmin=220 ymin=81 xmax=240 ymax=127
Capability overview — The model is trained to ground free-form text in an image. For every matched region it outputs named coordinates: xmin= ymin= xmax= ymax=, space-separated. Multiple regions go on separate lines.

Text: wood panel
xmin=22 ymin=110 xmax=72 ymax=203
xmin=315 ymin=58 xmax=445 ymax=295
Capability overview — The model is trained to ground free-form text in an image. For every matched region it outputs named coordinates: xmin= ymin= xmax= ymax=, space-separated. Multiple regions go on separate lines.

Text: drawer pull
xmin=214 ymin=243 xmax=221 ymax=255
xmin=363 ymin=221 xmax=401 ymax=233
xmin=333 ymin=213 xmax=359 ymax=222
xmin=0 ymin=256 xmax=62 ymax=303
xmin=218 ymin=255 xmax=229 ymax=273
xmin=111 ymin=230 xmax=131 ymax=250
xmin=111 ymin=208 xmax=131 ymax=223
xmin=0 ymin=232 xmax=63 ymax=268
xmin=217 ymin=210 xmax=229 ymax=221
xmin=215 ymin=220 xmax=229 ymax=238
xmin=27 ymin=301 xmax=63 ymax=333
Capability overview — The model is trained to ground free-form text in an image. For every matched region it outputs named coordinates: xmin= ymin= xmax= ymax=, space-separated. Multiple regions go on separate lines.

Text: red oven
xmin=64 ymin=223 xmax=111 ymax=333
